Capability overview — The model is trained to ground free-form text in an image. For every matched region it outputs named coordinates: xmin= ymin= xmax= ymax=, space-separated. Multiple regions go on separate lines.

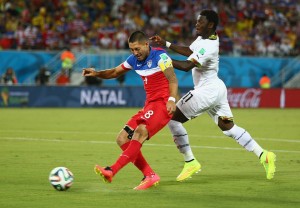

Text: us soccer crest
xmin=147 ymin=60 xmax=152 ymax=68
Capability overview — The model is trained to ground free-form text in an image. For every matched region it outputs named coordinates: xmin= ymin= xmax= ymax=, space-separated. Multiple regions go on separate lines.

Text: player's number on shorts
xmin=144 ymin=110 xmax=154 ymax=119
xmin=182 ymin=91 xmax=193 ymax=103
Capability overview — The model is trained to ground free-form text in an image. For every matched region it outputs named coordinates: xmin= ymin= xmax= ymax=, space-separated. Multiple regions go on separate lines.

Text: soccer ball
xmin=49 ymin=167 xmax=74 ymax=191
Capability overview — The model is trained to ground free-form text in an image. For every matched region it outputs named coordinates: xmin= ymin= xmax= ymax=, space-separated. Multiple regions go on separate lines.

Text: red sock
xmin=120 ymin=142 xmax=154 ymax=176
xmin=111 ymin=140 xmax=142 ymax=176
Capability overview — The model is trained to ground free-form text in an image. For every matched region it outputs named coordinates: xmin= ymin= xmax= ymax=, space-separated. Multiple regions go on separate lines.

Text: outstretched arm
xmin=172 ymin=59 xmax=196 ymax=72
xmin=82 ymin=64 xmax=127 ymax=79
xmin=149 ymin=35 xmax=193 ymax=57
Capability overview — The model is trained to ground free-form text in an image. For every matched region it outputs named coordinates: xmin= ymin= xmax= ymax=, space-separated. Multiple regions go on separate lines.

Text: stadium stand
xmin=0 ymin=0 xmax=299 ymax=57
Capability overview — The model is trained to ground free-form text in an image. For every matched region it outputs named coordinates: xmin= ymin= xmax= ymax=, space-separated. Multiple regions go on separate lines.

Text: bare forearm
xmin=172 ymin=60 xmax=194 ymax=72
xmin=169 ymin=81 xmax=178 ymax=99
xmin=169 ymin=44 xmax=193 ymax=57
xmin=164 ymin=67 xmax=178 ymax=98
xmin=95 ymin=68 xmax=119 ymax=79
xmin=149 ymin=35 xmax=192 ymax=57
xmin=83 ymin=64 xmax=124 ymax=79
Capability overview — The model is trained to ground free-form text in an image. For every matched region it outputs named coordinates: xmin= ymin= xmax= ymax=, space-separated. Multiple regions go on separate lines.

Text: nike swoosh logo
xmin=137 ymin=64 xmax=142 ymax=67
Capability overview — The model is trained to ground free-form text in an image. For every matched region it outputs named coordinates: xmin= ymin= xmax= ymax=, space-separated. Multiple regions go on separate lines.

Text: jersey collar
xmin=208 ymin=33 xmax=218 ymax=40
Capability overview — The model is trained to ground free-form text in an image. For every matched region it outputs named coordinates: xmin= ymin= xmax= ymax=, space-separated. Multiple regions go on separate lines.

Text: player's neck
xmin=201 ymin=31 xmax=216 ymax=39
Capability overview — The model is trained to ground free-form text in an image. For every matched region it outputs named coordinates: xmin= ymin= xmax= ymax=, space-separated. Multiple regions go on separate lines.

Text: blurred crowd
xmin=0 ymin=0 xmax=299 ymax=57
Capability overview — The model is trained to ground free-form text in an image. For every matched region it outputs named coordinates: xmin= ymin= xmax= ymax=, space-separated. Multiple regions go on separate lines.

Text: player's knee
xmin=116 ymin=134 xmax=127 ymax=146
xmin=218 ymin=118 xmax=234 ymax=131
xmin=133 ymin=124 xmax=149 ymax=142
xmin=123 ymin=125 xmax=134 ymax=139
xmin=116 ymin=129 xmax=131 ymax=146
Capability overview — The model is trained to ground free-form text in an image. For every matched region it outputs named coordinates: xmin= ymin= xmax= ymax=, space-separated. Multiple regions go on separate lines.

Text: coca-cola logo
xmin=227 ymin=88 xmax=262 ymax=108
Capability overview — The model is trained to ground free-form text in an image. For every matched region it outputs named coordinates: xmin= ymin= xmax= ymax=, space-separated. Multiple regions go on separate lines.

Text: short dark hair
xmin=200 ymin=9 xmax=219 ymax=30
xmin=128 ymin=31 xmax=147 ymax=43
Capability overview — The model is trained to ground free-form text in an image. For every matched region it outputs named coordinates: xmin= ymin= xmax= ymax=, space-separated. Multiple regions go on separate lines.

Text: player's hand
xmin=149 ymin=35 xmax=166 ymax=47
xmin=82 ymin=68 xmax=96 ymax=76
xmin=166 ymin=101 xmax=176 ymax=115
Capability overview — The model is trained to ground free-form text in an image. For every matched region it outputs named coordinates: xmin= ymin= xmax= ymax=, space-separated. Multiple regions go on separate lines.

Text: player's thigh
xmin=126 ymin=101 xmax=171 ymax=139
xmin=141 ymin=101 xmax=171 ymax=139
xmin=207 ymin=98 xmax=233 ymax=125
xmin=126 ymin=108 xmax=144 ymax=130
xmin=177 ymin=87 xmax=218 ymax=119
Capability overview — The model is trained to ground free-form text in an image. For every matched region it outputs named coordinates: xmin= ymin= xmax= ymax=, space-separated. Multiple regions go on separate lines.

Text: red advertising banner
xmin=227 ymin=88 xmax=300 ymax=108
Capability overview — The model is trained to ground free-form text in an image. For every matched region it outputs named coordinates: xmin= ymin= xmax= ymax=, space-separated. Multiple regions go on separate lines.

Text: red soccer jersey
xmin=121 ymin=47 xmax=170 ymax=103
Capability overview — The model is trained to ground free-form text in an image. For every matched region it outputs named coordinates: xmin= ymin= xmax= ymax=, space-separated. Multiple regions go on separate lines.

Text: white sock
xmin=223 ymin=124 xmax=263 ymax=158
xmin=168 ymin=120 xmax=195 ymax=162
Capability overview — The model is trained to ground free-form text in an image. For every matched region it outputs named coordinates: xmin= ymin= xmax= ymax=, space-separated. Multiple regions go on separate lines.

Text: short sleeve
xmin=122 ymin=55 xmax=134 ymax=70
xmin=157 ymin=53 xmax=173 ymax=71
xmin=122 ymin=60 xmax=132 ymax=70
xmin=187 ymin=48 xmax=207 ymax=67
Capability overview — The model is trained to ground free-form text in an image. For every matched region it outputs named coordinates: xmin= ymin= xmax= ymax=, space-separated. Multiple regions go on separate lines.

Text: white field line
xmin=0 ymin=135 xmax=299 ymax=154
xmin=0 ymin=129 xmax=299 ymax=143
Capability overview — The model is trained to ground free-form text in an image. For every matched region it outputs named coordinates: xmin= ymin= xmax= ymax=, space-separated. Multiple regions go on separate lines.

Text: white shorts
xmin=177 ymin=78 xmax=233 ymax=124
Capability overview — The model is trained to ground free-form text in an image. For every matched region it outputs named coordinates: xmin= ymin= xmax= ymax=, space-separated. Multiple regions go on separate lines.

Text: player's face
xmin=195 ymin=15 xmax=209 ymax=36
xmin=129 ymin=41 xmax=150 ymax=61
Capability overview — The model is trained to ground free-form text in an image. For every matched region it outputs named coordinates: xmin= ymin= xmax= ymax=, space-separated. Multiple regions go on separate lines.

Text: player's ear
xmin=208 ymin=22 xmax=214 ymax=30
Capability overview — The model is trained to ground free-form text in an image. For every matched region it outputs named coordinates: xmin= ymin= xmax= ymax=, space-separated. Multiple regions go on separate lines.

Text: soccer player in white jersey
xmin=150 ymin=9 xmax=276 ymax=181
xmin=82 ymin=31 xmax=178 ymax=190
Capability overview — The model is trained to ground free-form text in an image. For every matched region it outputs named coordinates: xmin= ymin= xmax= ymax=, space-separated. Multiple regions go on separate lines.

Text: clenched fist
xmin=149 ymin=35 xmax=166 ymax=47
xmin=82 ymin=68 xmax=96 ymax=76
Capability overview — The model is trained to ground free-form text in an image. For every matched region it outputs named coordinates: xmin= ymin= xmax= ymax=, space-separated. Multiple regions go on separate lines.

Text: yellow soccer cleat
xmin=260 ymin=150 xmax=276 ymax=180
xmin=176 ymin=159 xmax=201 ymax=182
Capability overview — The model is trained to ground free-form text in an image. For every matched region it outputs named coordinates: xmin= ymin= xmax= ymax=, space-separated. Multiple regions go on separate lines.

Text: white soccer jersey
xmin=177 ymin=34 xmax=233 ymax=123
xmin=187 ymin=35 xmax=219 ymax=88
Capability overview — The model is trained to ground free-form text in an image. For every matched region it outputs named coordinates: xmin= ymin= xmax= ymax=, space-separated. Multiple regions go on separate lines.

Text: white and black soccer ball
xmin=49 ymin=167 xmax=74 ymax=191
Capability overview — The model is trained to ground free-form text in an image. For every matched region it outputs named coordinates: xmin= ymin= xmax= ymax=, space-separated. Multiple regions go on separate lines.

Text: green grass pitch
xmin=0 ymin=108 xmax=300 ymax=208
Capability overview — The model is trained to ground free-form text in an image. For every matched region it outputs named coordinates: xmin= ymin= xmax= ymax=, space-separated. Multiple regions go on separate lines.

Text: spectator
xmin=0 ymin=0 xmax=298 ymax=57
xmin=1 ymin=67 xmax=18 ymax=85
xmin=35 ymin=67 xmax=50 ymax=85
xmin=115 ymin=27 xmax=129 ymax=49
xmin=99 ymin=33 xmax=114 ymax=49
xmin=56 ymin=69 xmax=70 ymax=85
xmin=259 ymin=73 xmax=271 ymax=89
xmin=60 ymin=47 xmax=76 ymax=78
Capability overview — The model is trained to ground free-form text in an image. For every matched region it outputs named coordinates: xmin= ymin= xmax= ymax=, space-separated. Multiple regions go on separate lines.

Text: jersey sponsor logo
xmin=227 ymin=88 xmax=261 ymax=108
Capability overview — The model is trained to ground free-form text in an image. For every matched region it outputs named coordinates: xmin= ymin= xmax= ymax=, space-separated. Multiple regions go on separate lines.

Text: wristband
xmin=168 ymin=96 xmax=176 ymax=102
xmin=166 ymin=41 xmax=171 ymax=48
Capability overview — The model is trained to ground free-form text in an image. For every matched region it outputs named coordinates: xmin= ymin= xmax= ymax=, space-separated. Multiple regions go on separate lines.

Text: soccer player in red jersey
xmin=82 ymin=30 xmax=178 ymax=190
